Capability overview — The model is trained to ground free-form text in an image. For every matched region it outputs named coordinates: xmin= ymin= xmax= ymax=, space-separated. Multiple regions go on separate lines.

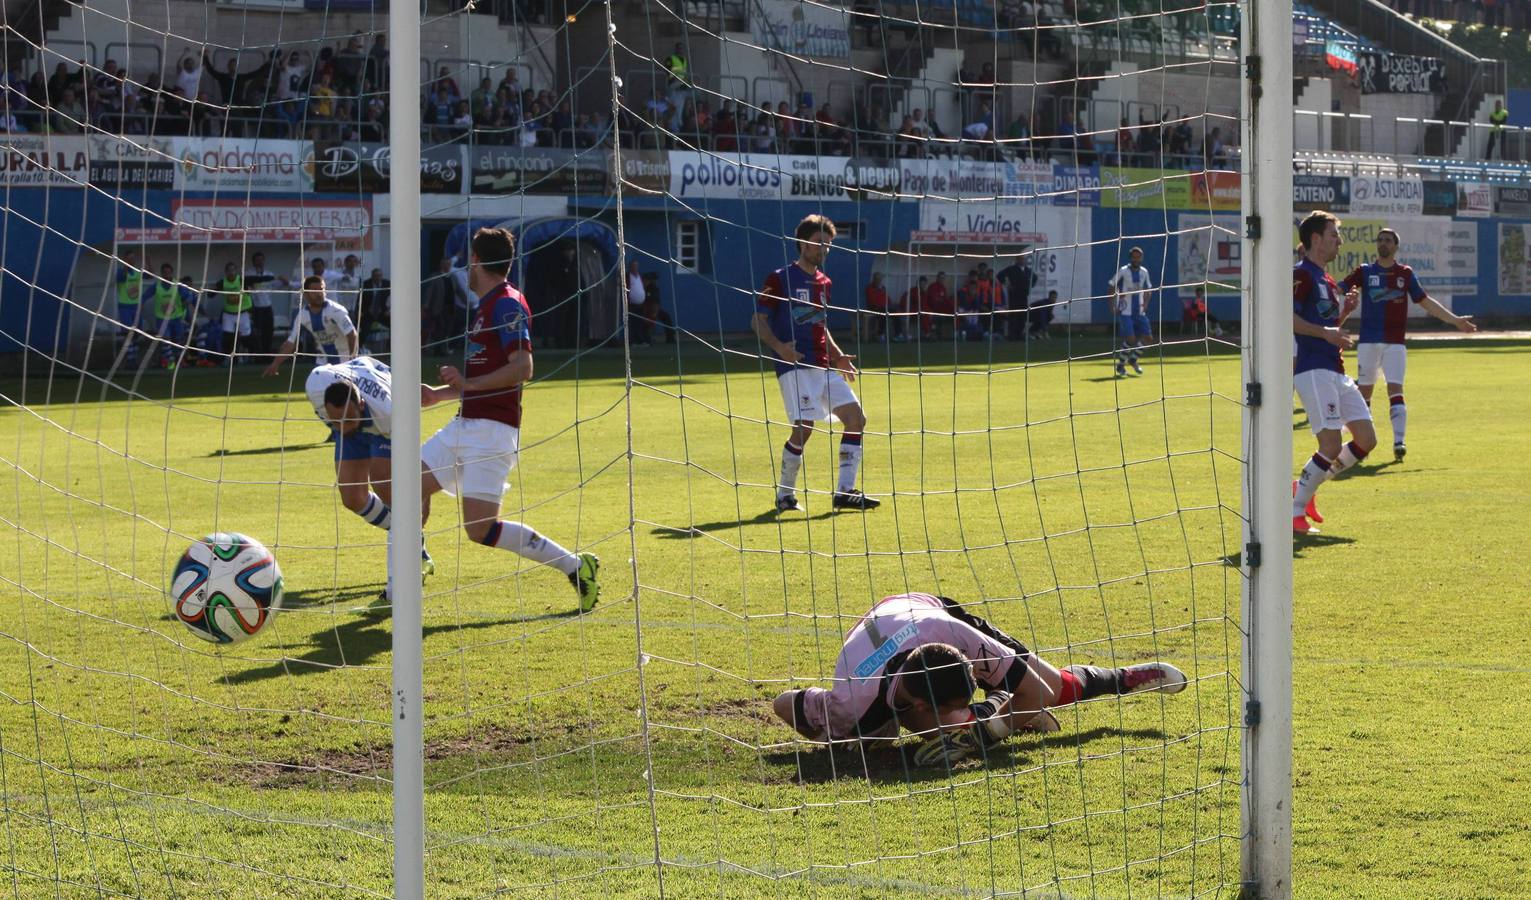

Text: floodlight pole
xmin=389 ymin=0 xmax=426 ymax=896
xmin=1240 ymin=0 xmax=1295 ymax=895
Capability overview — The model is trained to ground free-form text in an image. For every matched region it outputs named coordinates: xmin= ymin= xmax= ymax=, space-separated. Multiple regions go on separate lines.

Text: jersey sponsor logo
xmin=853 ymin=622 xmax=920 ymax=679
xmin=1368 ymin=274 xmax=1380 ymax=287
xmin=1316 ymin=296 xmax=1338 ymax=318
xmin=792 ymin=303 xmax=826 ymax=325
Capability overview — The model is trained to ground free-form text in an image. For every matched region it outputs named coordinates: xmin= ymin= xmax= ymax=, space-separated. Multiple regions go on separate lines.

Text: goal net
xmin=0 ymin=0 xmax=1283 ymax=895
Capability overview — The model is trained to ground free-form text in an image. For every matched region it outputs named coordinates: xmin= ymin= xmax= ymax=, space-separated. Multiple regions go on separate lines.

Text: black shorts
xmin=937 ymin=595 xmax=1033 ymax=691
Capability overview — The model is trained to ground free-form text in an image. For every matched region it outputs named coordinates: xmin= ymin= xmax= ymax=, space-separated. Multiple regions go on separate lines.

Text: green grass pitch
xmin=0 ymin=336 xmax=1525 ymax=898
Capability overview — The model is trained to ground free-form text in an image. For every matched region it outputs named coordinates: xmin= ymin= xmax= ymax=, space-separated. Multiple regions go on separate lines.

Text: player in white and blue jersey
xmin=262 ymin=276 xmax=359 ymax=377
xmin=1109 ymin=247 xmax=1155 ymax=376
xmin=304 ymin=356 xmax=435 ymax=582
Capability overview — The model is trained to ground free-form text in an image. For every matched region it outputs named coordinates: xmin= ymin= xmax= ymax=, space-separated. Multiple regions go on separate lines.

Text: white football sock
xmin=779 ymin=441 xmax=803 ymax=497
xmin=837 ymin=436 xmax=863 ymax=493
xmin=1389 ymin=395 xmax=1406 ymax=445
xmin=1329 ymin=440 xmax=1368 ymax=476
xmin=356 ymin=493 xmax=391 ymax=530
xmin=1293 ymin=452 xmax=1332 ymax=515
xmin=486 ymin=520 xmax=578 ymax=575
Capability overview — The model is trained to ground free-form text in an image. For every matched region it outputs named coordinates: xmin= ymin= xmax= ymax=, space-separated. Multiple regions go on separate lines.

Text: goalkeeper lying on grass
xmin=772 ymin=593 xmax=1187 ymax=767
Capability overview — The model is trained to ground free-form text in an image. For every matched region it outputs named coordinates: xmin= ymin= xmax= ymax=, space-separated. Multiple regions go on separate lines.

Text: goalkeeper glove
xmin=914 ymin=691 xmax=1014 ymax=768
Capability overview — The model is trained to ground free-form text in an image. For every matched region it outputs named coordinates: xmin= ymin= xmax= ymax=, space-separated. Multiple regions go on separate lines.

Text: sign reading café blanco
xmin=667 ymin=152 xmax=900 ymax=200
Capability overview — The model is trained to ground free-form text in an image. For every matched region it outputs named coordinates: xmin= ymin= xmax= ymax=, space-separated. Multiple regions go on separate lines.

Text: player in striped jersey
xmin=1339 ymin=227 xmax=1477 ymax=462
xmin=772 ymin=592 xmax=1187 ymax=766
xmin=1109 ymin=247 xmax=1155 ymax=376
xmin=305 ymin=356 xmax=434 ymax=586
xmin=262 ymin=276 xmax=359 ymax=377
xmin=1291 ymin=211 xmax=1374 ymax=534
xmin=753 ymin=214 xmax=879 ymax=513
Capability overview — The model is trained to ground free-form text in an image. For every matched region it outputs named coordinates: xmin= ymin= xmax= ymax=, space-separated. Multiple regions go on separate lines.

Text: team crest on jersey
xmin=1395 ymin=277 xmax=1405 ymax=289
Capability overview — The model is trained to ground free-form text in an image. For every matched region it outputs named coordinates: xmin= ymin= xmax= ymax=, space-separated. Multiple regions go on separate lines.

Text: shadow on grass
xmin=222 ymin=611 xmax=517 ymax=685
xmin=1293 ymin=532 xmax=1357 ymax=557
xmin=204 ymin=441 xmax=327 ymax=458
xmin=650 ymin=507 xmax=840 ymax=538
xmin=764 ymin=726 xmax=1167 ymax=785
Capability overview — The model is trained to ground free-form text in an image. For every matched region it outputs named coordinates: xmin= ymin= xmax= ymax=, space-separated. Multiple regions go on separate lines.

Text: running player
xmin=263 ymin=276 xmax=359 ymax=376
xmin=753 ymin=214 xmax=879 ymax=513
xmin=1291 ymin=211 xmax=1374 ymax=534
xmin=1340 ymin=227 xmax=1477 ymax=462
xmin=1109 ymin=246 xmax=1155 ymax=376
xmin=409 ymin=226 xmax=599 ymax=613
xmin=771 ymin=591 xmax=1187 ymax=767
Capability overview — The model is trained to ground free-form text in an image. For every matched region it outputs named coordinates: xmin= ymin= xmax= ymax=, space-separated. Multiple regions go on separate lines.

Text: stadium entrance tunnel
xmin=442 ymin=217 xmax=622 ymax=346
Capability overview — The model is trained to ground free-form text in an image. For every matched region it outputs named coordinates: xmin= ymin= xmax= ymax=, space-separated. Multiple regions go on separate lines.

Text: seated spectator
xmin=644 ymin=89 xmax=670 ymax=126
xmin=896 ymin=115 xmax=922 ymax=158
xmin=1006 ymin=112 xmax=1033 ymax=158
xmin=1058 ymin=109 xmax=1080 ymax=160
xmin=278 ymin=51 xmax=307 ymax=102
xmin=50 ymin=87 xmax=85 ymax=134
xmin=711 ymin=100 xmax=739 ymax=151
xmin=923 ymin=272 xmax=953 ymax=339
xmin=360 ymin=100 xmax=386 ymax=141
xmin=310 ymin=71 xmax=337 ymax=119
xmin=751 ymin=108 xmax=776 ymax=152
xmin=46 ymin=61 xmax=75 ymax=101
xmin=1169 ymin=119 xmax=1193 ymax=165
xmin=451 ymin=100 xmax=474 ymax=140
xmin=674 ymin=100 xmax=701 ymax=145
xmin=497 ymin=68 xmax=521 ymax=99
xmin=896 ymin=276 xmax=927 ymax=342
xmin=367 ymin=33 xmax=389 ymax=88
xmin=154 ymin=87 xmax=192 ymax=136
xmin=432 ymin=66 xmax=459 ymax=101
xmin=1136 ymin=111 xmax=1161 ymax=165
xmin=521 ymin=100 xmax=548 ymax=146
xmin=335 ymin=33 xmax=366 ymax=87
xmin=191 ymin=89 xmax=225 ymax=136
xmin=639 ymin=271 xmax=674 ymax=344
xmin=0 ymin=95 xmax=24 ymax=133
xmin=957 ymin=271 xmax=984 ymax=341
xmin=863 ymin=272 xmax=889 ymax=341
xmin=478 ymin=105 xmax=511 ymax=145
xmin=1028 ymin=290 xmax=1057 ymax=339
xmin=549 ymin=98 xmax=574 ymax=146
xmin=175 ymin=53 xmax=204 ymax=100
xmin=1115 ymin=117 xmax=1135 ymax=166
xmin=333 ymin=98 xmax=360 ymax=141
xmin=470 ymin=76 xmax=495 ymax=117
xmin=1181 ymin=286 xmax=1225 ymax=336
xmin=424 ymin=86 xmax=454 ymax=139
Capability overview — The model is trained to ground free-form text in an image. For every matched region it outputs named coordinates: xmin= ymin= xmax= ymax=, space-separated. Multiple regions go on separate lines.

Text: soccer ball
xmin=170 ymin=533 xmax=284 ymax=644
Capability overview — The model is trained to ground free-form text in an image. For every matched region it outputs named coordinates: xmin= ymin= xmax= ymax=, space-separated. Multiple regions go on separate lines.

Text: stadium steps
xmin=1302 ymin=0 xmax=1502 ymax=154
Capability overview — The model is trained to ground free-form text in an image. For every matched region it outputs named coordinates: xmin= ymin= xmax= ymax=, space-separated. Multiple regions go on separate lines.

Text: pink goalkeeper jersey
xmin=796 ymin=593 xmax=1025 ymax=742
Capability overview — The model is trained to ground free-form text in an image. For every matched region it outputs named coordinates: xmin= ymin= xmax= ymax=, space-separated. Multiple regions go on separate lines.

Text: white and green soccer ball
xmin=170 ymin=533 xmax=284 ymax=644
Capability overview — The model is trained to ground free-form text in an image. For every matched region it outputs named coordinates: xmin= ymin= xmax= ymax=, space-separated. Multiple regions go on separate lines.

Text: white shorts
xmin=1354 ymin=342 xmax=1406 ymax=387
xmin=421 ymin=417 xmax=520 ymax=502
xmin=1294 ymin=368 xmax=1371 ymax=435
xmin=777 ymin=368 xmax=858 ymax=422
xmin=221 ymin=312 xmax=251 ymax=337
